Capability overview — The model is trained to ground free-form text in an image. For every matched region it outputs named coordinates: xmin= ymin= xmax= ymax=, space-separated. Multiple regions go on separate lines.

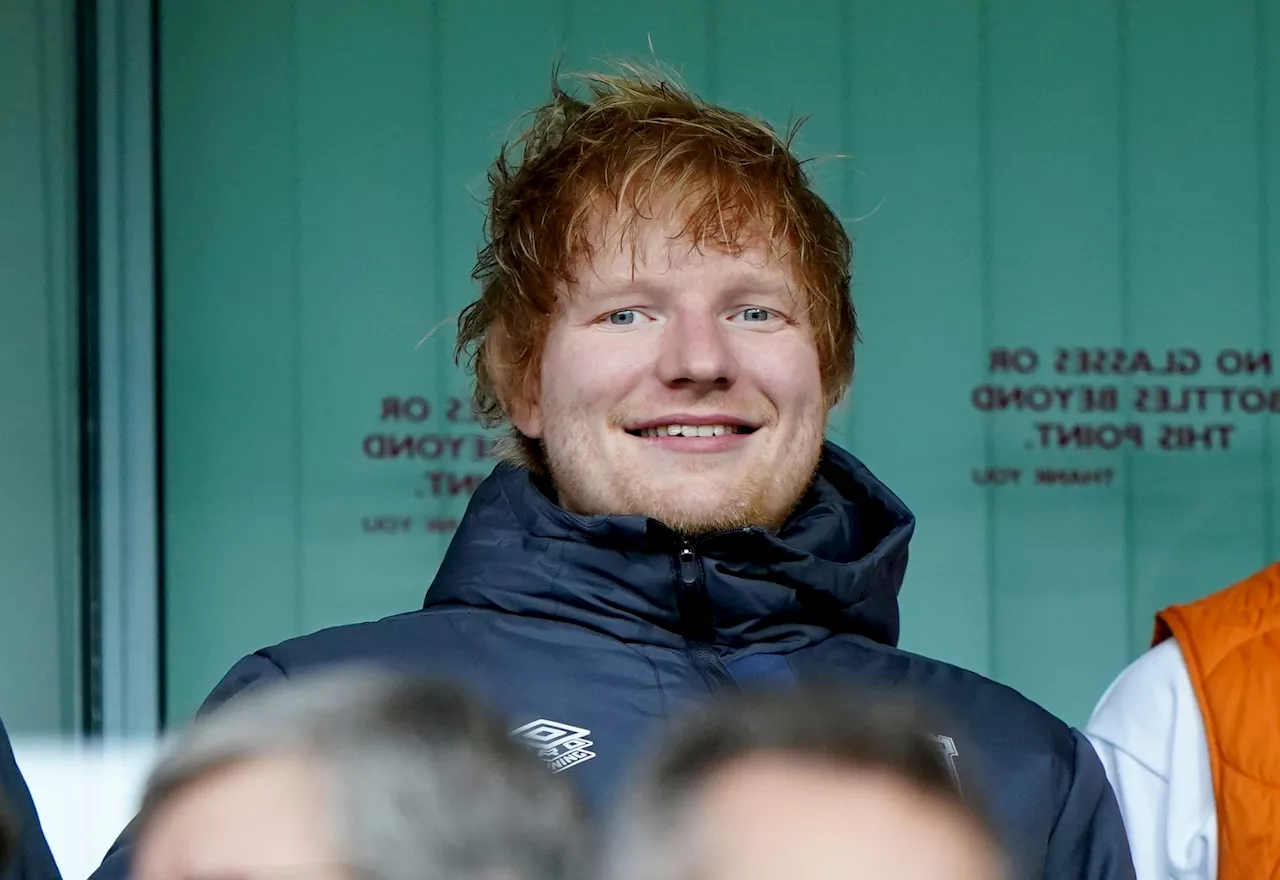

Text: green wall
xmin=0 ymin=0 xmax=81 ymax=735
xmin=160 ymin=0 xmax=1280 ymax=727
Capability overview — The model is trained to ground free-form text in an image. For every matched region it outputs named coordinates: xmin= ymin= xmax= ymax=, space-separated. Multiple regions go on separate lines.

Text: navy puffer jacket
xmin=93 ymin=442 xmax=1134 ymax=880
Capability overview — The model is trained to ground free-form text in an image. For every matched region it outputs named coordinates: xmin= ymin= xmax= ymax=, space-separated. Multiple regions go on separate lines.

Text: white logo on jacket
xmin=933 ymin=734 xmax=963 ymax=793
xmin=512 ymin=719 xmax=597 ymax=772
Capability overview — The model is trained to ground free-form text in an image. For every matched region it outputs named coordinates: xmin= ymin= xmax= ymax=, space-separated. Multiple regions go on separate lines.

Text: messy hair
xmin=456 ymin=65 xmax=857 ymax=470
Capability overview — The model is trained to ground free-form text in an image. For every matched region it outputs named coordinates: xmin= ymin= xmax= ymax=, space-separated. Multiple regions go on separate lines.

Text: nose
xmin=654 ymin=308 xmax=738 ymax=391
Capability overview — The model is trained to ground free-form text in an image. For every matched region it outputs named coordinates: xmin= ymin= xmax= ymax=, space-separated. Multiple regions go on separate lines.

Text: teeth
xmin=637 ymin=424 xmax=742 ymax=438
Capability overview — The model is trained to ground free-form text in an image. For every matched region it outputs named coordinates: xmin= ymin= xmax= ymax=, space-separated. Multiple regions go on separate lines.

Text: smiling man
xmin=515 ymin=221 xmax=827 ymax=534
xmin=91 ymin=70 xmax=1133 ymax=880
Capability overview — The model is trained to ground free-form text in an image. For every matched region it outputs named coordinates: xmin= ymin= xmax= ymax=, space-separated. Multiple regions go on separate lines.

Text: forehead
xmin=136 ymin=755 xmax=340 ymax=880
xmin=692 ymin=756 xmax=996 ymax=877
xmin=690 ymin=758 xmax=996 ymax=880
xmin=569 ymin=206 xmax=801 ymax=300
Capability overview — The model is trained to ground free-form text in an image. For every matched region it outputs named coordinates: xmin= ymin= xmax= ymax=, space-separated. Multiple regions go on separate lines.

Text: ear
xmin=498 ymin=362 xmax=543 ymax=439
xmin=507 ymin=391 xmax=544 ymax=439
xmin=486 ymin=325 xmax=544 ymax=439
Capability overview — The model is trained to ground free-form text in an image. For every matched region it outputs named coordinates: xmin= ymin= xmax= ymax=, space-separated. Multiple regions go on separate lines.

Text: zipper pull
xmin=678 ymin=546 xmax=698 ymax=585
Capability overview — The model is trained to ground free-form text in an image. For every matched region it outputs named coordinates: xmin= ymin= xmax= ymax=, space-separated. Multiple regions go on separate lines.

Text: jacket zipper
xmin=677 ymin=545 xmax=737 ymax=692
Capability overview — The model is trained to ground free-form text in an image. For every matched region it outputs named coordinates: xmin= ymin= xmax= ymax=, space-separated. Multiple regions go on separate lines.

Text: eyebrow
xmin=573 ymin=271 xmax=797 ymax=302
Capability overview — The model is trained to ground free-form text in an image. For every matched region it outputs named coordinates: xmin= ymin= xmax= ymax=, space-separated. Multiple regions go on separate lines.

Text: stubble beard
xmin=543 ymin=406 xmax=826 ymax=535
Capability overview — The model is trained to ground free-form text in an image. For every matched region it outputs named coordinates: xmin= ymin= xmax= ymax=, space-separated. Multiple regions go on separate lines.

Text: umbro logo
xmin=512 ymin=718 xmax=597 ymax=773
xmin=932 ymin=733 xmax=963 ymax=794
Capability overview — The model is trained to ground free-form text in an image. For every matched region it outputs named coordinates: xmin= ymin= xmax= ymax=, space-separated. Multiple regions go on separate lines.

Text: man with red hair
xmin=92 ymin=70 xmax=1133 ymax=879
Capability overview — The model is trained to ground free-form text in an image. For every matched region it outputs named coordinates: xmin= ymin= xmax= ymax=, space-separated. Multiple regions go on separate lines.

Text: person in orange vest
xmin=1085 ymin=560 xmax=1280 ymax=880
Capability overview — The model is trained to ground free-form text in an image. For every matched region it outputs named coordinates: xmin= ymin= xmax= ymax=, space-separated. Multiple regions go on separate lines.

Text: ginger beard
xmin=541 ymin=396 xmax=825 ymax=533
xmin=514 ymin=218 xmax=830 ymax=535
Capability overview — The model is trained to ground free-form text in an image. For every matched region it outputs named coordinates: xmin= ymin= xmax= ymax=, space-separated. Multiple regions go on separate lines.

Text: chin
xmin=622 ymin=477 xmax=791 ymax=536
xmin=644 ymin=504 xmax=757 ymax=535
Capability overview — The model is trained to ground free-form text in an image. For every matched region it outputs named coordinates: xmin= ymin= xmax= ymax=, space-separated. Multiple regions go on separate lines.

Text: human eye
xmin=601 ymin=309 xmax=653 ymax=327
xmin=730 ymin=306 xmax=777 ymax=324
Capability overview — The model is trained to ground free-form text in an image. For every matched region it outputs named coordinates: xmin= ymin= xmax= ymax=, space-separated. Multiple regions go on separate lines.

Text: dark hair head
xmin=605 ymin=685 xmax=1005 ymax=880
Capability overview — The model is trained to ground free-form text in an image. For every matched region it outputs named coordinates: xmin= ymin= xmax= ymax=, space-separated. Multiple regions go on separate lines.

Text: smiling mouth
xmin=625 ymin=424 xmax=758 ymax=438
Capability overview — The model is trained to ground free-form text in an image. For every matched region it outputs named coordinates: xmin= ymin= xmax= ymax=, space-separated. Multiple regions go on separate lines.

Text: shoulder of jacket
xmin=806 ymin=635 xmax=1076 ymax=757
xmin=255 ymin=605 xmax=482 ymax=668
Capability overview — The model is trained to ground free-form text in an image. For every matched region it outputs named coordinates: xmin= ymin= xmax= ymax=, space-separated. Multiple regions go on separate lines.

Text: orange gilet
xmin=1153 ymin=560 xmax=1280 ymax=879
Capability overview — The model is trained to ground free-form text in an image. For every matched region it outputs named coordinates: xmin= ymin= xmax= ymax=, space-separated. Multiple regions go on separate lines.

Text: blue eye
xmin=740 ymin=307 xmax=772 ymax=322
xmin=607 ymin=310 xmax=637 ymax=326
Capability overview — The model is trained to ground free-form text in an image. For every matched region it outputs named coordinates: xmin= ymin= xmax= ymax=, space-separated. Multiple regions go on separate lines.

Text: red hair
xmin=456 ymin=68 xmax=856 ymax=468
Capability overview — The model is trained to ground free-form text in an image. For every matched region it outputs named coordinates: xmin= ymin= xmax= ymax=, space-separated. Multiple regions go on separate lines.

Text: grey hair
xmin=138 ymin=668 xmax=591 ymax=880
xmin=604 ymin=686 xmax=1009 ymax=880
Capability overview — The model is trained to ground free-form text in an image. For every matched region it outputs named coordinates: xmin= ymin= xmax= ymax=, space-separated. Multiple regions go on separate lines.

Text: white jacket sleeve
xmin=1084 ymin=639 xmax=1216 ymax=880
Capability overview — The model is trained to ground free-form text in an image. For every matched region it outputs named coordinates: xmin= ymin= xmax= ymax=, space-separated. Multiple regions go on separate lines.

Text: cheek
xmin=541 ymin=333 xmax=651 ymax=411
xmin=747 ymin=340 xmax=825 ymax=412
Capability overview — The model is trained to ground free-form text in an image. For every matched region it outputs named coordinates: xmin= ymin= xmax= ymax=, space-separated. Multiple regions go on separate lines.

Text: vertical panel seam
xmin=36 ymin=0 xmax=73 ymax=731
xmin=289 ymin=0 xmax=304 ymax=634
xmin=840 ymin=0 xmax=856 ymax=451
xmin=1117 ymin=0 xmax=1137 ymax=657
xmin=430 ymin=0 xmax=446 ymax=566
xmin=149 ymin=0 xmax=166 ymax=728
xmin=114 ymin=0 xmax=128 ymax=689
xmin=978 ymin=0 xmax=997 ymax=680
xmin=1255 ymin=0 xmax=1275 ymax=563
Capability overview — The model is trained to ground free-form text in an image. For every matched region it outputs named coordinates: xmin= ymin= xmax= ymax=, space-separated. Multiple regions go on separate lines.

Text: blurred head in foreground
xmin=133 ymin=670 xmax=589 ymax=880
xmin=606 ymin=687 xmax=1006 ymax=880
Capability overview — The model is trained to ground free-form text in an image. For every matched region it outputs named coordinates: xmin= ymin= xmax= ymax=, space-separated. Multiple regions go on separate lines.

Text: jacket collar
xmin=424 ymin=442 xmax=914 ymax=653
